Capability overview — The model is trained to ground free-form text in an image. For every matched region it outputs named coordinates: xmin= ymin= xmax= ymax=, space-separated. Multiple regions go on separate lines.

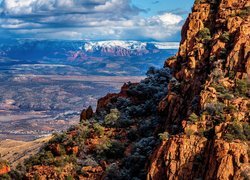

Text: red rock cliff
xmin=148 ymin=0 xmax=249 ymax=179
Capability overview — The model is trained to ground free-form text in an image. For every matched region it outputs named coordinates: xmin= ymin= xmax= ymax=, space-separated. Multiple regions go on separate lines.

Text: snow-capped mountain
xmin=84 ymin=41 xmax=148 ymax=51
xmin=83 ymin=41 xmax=179 ymax=51
xmin=83 ymin=41 xmax=178 ymax=55
xmin=81 ymin=41 xmax=179 ymax=57
xmin=0 ymin=40 xmax=179 ymax=62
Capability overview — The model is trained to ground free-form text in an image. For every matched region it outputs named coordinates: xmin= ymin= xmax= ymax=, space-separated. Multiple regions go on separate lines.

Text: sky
xmin=0 ymin=0 xmax=194 ymax=41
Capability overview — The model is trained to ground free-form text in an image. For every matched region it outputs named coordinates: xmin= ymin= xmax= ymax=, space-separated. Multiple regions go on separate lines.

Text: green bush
xmin=185 ymin=128 xmax=195 ymax=136
xmin=212 ymin=83 xmax=227 ymax=93
xmin=224 ymin=122 xmax=250 ymax=141
xmin=235 ymin=78 xmax=249 ymax=96
xmin=50 ymin=132 xmax=67 ymax=144
xmin=104 ymin=109 xmax=120 ymax=126
xmin=197 ymin=28 xmax=211 ymax=41
xmin=224 ymin=105 xmax=237 ymax=113
xmin=243 ymin=123 xmax=250 ymax=140
xmin=93 ymin=123 xmax=105 ymax=136
xmin=209 ymin=55 xmax=216 ymax=61
xmin=0 ymin=174 xmax=11 ymax=180
xmin=158 ymin=132 xmax=169 ymax=141
xmin=66 ymin=175 xmax=74 ymax=180
xmin=224 ymin=133 xmax=234 ymax=141
xmin=237 ymin=7 xmax=250 ymax=18
xmin=95 ymin=138 xmax=112 ymax=156
xmin=220 ymin=93 xmax=234 ymax=100
xmin=189 ymin=113 xmax=199 ymax=122
xmin=219 ymin=32 xmax=230 ymax=43
xmin=194 ymin=0 xmax=206 ymax=4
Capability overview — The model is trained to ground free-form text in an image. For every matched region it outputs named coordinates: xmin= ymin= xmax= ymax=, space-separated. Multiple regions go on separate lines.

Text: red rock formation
xmin=96 ymin=82 xmax=138 ymax=112
xmin=80 ymin=106 xmax=94 ymax=122
xmin=148 ymin=136 xmax=249 ymax=180
xmin=0 ymin=164 xmax=10 ymax=175
xmin=148 ymin=0 xmax=250 ymax=179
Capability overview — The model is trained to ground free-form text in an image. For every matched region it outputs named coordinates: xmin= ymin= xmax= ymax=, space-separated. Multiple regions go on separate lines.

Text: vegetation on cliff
xmin=9 ymin=67 xmax=173 ymax=179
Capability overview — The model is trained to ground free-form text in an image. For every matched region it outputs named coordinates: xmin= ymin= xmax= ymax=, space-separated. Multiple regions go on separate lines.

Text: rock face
xmin=80 ymin=106 xmax=93 ymax=122
xmin=0 ymin=163 xmax=10 ymax=175
xmin=147 ymin=136 xmax=249 ymax=180
xmin=148 ymin=0 xmax=250 ymax=179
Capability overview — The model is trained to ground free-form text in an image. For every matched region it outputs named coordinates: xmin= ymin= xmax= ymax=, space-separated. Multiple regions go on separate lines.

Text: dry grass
xmin=0 ymin=136 xmax=51 ymax=168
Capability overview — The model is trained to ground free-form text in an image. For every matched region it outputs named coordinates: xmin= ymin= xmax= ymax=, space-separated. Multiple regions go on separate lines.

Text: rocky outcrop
xmin=148 ymin=0 xmax=250 ymax=179
xmin=80 ymin=106 xmax=94 ymax=122
xmin=148 ymin=136 xmax=249 ymax=180
xmin=0 ymin=163 xmax=10 ymax=175
xmin=96 ymin=83 xmax=138 ymax=112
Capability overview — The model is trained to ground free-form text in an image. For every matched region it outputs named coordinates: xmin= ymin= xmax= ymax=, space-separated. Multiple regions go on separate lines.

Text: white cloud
xmin=0 ymin=0 xmax=184 ymax=41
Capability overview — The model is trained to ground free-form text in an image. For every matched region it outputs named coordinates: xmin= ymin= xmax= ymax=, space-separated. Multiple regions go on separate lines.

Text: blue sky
xmin=0 ymin=0 xmax=194 ymax=41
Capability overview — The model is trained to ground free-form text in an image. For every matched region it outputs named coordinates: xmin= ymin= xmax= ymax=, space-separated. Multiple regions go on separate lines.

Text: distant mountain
xmin=0 ymin=40 xmax=179 ymax=62
xmin=82 ymin=41 xmax=179 ymax=57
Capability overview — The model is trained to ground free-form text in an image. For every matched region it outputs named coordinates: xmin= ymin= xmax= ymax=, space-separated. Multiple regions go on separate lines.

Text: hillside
xmin=1 ymin=0 xmax=249 ymax=179
xmin=0 ymin=136 xmax=51 ymax=168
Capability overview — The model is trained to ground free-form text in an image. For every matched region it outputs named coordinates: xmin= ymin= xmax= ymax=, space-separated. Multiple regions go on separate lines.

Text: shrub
xmin=79 ymin=125 xmax=91 ymax=140
xmin=105 ymin=141 xmax=125 ymax=159
xmin=50 ymin=132 xmax=67 ymax=144
xmin=212 ymin=83 xmax=226 ymax=93
xmin=194 ymin=0 xmax=206 ymax=4
xmin=243 ymin=123 xmax=250 ymax=140
xmin=24 ymin=151 xmax=55 ymax=168
xmin=228 ymin=70 xmax=236 ymax=79
xmin=189 ymin=113 xmax=199 ymax=122
xmin=82 ymin=157 xmax=98 ymax=166
xmin=220 ymin=93 xmax=234 ymax=100
xmin=133 ymin=137 xmax=157 ymax=156
xmin=224 ymin=133 xmax=234 ymax=141
xmin=237 ymin=7 xmax=250 ymax=18
xmin=104 ymin=108 xmax=120 ymax=126
xmin=224 ymin=122 xmax=250 ymax=141
xmin=158 ymin=132 xmax=169 ymax=141
xmin=185 ymin=128 xmax=195 ymax=136
xmin=219 ymin=48 xmax=227 ymax=59
xmin=209 ymin=55 xmax=216 ymax=61
xmin=146 ymin=66 xmax=157 ymax=76
xmin=95 ymin=138 xmax=111 ymax=156
xmin=219 ymin=32 xmax=230 ymax=43
xmin=197 ymin=28 xmax=211 ymax=42
xmin=0 ymin=174 xmax=11 ymax=180
xmin=204 ymin=103 xmax=225 ymax=116
xmin=93 ymin=123 xmax=105 ymax=136
xmin=224 ymin=105 xmax=237 ymax=113
xmin=66 ymin=176 xmax=74 ymax=180
xmin=235 ymin=78 xmax=249 ymax=96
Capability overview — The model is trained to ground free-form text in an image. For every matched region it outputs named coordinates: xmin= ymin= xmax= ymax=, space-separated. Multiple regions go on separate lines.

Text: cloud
xmin=0 ymin=0 xmax=184 ymax=41
xmin=159 ymin=8 xmax=190 ymax=16
xmin=152 ymin=1 xmax=159 ymax=4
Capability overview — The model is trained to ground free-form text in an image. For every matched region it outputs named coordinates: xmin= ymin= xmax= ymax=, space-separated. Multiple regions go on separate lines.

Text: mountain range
xmin=0 ymin=40 xmax=179 ymax=62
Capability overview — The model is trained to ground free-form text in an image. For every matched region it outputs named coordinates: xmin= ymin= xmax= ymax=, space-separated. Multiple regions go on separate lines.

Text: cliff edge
xmin=148 ymin=0 xmax=250 ymax=179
